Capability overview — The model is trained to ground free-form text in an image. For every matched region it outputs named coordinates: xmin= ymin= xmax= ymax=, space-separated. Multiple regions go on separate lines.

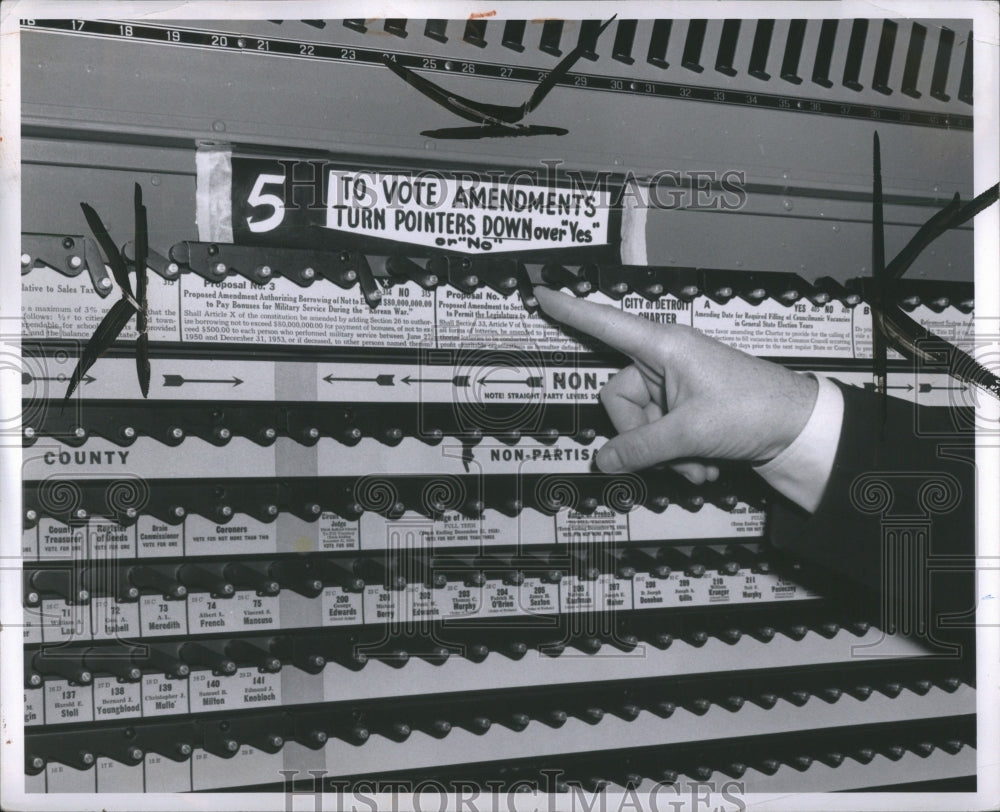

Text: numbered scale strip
xmin=22 ymin=542 xmax=818 ymax=650
xmin=22 ymin=604 xmax=949 ymax=730
xmin=21 ymin=233 xmax=976 ymax=314
xmin=23 ymin=662 xmax=972 ymax=775
xmin=20 ymin=19 xmax=971 ymax=131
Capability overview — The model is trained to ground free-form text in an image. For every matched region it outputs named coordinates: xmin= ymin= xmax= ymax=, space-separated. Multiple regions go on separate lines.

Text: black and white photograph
xmin=1 ymin=2 xmax=998 ymax=809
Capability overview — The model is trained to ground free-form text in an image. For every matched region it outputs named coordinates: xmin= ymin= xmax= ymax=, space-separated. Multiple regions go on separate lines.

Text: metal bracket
xmin=20 ymin=233 xmax=113 ymax=298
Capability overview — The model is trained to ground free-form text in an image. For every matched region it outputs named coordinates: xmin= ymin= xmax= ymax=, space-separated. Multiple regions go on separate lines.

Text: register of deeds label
xmin=141 ymin=673 xmax=188 ymax=716
xmin=44 ymin=679 xmax=93 ymax=724
xmin=88 ymin=521 xmax=136 ymax=558
xmin=93 ymin=676 xmax=142 ymax=722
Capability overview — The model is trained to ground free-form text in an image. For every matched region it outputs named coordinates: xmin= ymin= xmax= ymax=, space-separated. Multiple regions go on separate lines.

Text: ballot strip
xmin=22 ymin=563 xmax=817 ymax=653
xmin=24 ymin=623 xmax=938 ymax=729
xmin=18 ymin=19 xmax=970 ymax=131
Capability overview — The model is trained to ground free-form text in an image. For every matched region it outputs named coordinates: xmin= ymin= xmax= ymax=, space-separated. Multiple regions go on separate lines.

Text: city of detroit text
xmin=329 ymin=176 xmax=599 ymax=242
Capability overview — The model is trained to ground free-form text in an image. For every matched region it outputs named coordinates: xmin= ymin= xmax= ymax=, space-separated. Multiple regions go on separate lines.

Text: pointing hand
xmin=533 ymin=287 xmax=818 ymax=483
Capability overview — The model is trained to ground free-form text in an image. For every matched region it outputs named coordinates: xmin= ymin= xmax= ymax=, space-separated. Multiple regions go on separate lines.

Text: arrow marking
xmin=478 ymin=375 xmax=544 ymax=388
xmin=23 ymin=372 xmax=95 ymax=385
xmin=162 ymin=375 xmax=243 ymax=387
xmin=401 ymin=375 xmax=470 ymax=387
xmin=323 ymin=374 xmax=395 ymax=386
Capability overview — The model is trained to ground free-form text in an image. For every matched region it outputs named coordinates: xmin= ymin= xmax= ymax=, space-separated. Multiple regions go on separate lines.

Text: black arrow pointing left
xmin=323 ymin=374 xmax=395 ymax=386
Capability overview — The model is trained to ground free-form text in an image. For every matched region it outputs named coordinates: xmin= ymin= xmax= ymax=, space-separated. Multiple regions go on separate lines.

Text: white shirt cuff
xmin=754 ymin=374 xmax=844 ymax=513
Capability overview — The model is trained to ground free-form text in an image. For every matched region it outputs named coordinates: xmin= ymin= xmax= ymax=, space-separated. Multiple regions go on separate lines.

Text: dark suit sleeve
xmin=767 ymin=381 xmax=976 ymax=640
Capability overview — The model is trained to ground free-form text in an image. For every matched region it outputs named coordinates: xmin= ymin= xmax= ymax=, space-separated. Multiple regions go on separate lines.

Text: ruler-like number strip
xmin=20 ymin=19 xmax=971 ymax=132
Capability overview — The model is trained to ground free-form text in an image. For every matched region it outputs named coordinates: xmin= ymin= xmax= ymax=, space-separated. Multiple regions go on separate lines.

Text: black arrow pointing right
xmin=163 ymin=375 xmax=243 ymax=387
xmin=23 ymin=372 xmax=95 ymax=385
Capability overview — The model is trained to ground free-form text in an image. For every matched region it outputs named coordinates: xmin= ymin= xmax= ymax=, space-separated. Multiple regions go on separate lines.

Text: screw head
xmin=68 ymin=255 xmax=83 ymax=269
xmin=177 ymin=743 xmax=192 ymax=757
xmin=218 ymin=505 xmax=233 ymax=518
xmin=25 ymin=509 xmax=38 ymax=522
xmin=214 ymin=262 xmax=227 ymax=275
xmin=258 ymin=265 xmax=272 ymax=278
xmin=611 ymin=282 xmax=628 ymax=294
xmin=171 ymin=505 xmax=186 ymax=519
xmin=74 ymin=508 xmax=88 ymax=520
xmin=681 ymin=285 xmax=700 ymax=297
xmin=21 ymin=253 xmax=32 ymax=267
xmin=466 ymin=275 xmax=480 ymax=286
xmin=215 ymin=427 xmax=231 ymax=441
xmin=98 ymin=277 xmax=113 ymax=290
xmin=845 ymin=293 xmax=862 ymax=306
xmin=749 ymin=287 xmax=767 ymax=300
xmin=425 ymin=274 xmax=439 ymax=286
xmin=122 ymin=426 xmax=136 ymax=439
xmin=647 ymin=283 xmax=664 ymax=295
xmin=81 ymin=752 xmax=95 ymax=766
xmin=166 ymin=262 xmax=179 ymax=276
xmin=170 ymin=427 xmax=184 ymax=440
xmin=26 ymin=591 xmax=40 ymax=606
xmin=344 ymin=270 xmax=357 ymax=282
xmin=23 ymin=426 xmax=35 ymax=440
xmin=502 ymin=276 xmax=518 ymax=289
xmin=262 ymin=427 xmax=276 ymax=440
xmin=73 ymin=426 xmax=86 ymax=439
xmin=302 ymin=267 xmax=315 ymax=280
xmin=716 ymin=286 xmax=734 ymax=298
xmin=266 ymin=504 xmax=278 ymax=516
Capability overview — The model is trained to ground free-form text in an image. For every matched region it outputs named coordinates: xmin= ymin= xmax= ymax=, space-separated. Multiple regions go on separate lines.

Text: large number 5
xmin=246 ymin=173 xmax=285 ymax=232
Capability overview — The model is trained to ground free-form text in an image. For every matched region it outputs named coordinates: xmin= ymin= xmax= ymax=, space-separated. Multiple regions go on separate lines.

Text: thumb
xmin=595 ymin=414 xmax=694 ymax=474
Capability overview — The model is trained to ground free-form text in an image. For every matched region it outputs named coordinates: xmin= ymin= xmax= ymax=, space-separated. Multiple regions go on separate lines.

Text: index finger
xmin=533 ymin=286 xmax=670 ymax=363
